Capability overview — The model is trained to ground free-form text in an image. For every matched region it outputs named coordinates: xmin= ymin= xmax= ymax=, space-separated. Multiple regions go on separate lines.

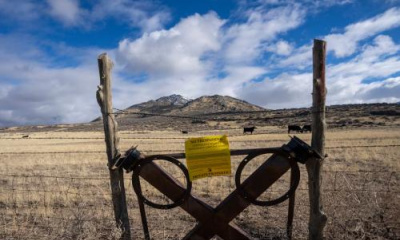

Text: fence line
xmin=0 ymin=169 xmax=398 ymax=179
xmin=2 ymin=170 xmax=399 ymax=239
xmin=3 ymin=187 xmax=399 ymax=196
xmin=0 ymin=144 xmax=399 ymax=155
xmin=1 ymin=134 xmax=399 ymax=141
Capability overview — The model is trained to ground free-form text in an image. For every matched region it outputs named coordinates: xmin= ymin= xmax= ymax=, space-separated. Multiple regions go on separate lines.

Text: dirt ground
xmin=1 ymin=126 xmax=399 ymax=239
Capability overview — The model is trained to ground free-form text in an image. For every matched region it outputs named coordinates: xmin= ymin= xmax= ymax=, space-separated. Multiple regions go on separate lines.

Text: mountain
xmin=172 ymin=95 xmax=265 ymax=115
xmin=127 ymin=94 xmax=190 ymax=114
xmin=124 ymin=94 xmax=265 ymax=115
xmin=4 ymin=101 xmax=399 ymax=132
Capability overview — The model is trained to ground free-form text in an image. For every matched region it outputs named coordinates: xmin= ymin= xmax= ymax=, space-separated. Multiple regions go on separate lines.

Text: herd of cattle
xmin=287 ymin=124 xmax=312 ymax=133
xmin=181 ymin=125 xmax=311 ymax=135
xmin=243 ymin=125 xmax=311 ymax=134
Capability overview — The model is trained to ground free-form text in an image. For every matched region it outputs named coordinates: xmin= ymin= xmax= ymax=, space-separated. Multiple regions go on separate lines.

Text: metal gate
xmin=113 ymin=136 xmax=320 ymax=239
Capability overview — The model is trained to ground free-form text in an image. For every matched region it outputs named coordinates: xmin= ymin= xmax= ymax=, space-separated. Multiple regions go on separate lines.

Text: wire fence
xmin=0 ymin=143 xmax=399 ymax=155
xmin=1 ymin=132 xmax=399 ymax=239
xmin=1 ymin=169 xmax=399 ymax=239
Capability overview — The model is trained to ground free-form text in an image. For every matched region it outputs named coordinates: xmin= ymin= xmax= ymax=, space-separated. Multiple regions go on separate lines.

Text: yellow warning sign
xmin=185 ymin=135 xmax=231 ymax=181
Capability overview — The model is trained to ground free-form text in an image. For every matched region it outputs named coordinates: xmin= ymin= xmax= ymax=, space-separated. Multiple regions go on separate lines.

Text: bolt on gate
xmin=112 ymin=136 xmax=321 ymax=240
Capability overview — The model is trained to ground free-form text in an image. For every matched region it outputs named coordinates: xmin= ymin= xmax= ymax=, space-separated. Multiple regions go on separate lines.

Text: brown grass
xmin=0 ymin=127 xmax=399 ymax=239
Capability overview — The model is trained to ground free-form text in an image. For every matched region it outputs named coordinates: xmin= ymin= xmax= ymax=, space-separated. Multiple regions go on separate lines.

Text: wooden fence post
xmin=306 ymin=39 xmax=328 ymax=240
xmin=97 ymin=53 xmax=131 ymax=239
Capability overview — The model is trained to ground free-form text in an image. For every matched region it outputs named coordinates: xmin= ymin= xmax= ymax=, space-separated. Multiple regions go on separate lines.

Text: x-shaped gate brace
xmin=114 ymin=136 xmax=321 ymax=240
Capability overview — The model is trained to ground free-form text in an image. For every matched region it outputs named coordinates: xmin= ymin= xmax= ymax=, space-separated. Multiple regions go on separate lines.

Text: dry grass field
xmin=1 ymin=126 xmax=399 ymax=239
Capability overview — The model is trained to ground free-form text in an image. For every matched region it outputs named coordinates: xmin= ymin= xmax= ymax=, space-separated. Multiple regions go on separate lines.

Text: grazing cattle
xmin=243 ymin=126 xmax=256 ymax=134
xmin=302 ymin=125 xmax=312 ymax=133
xmin=181 ymin=130 xmax=188 ymax=134
xmin=288 ymin=125 xmax=302 ymax=134
xmin=22 ymin=135 xmax=29 ymax=138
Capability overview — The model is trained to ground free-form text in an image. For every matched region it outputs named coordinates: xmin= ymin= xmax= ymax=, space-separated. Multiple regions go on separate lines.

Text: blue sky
xmin=0 ymin=0 xmax=400 ymax=126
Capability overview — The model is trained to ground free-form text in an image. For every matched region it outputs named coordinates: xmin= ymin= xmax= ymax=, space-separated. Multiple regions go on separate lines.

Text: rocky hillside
xmin=172 ymin=95 xmax=265 ymax=115
xmin=127 ymin=94 xmax=190 ymax=114
xmin=2 ymin=95 xmax=399 ymax=133
xmin=121 ymin=94 xmax=265 ymax=116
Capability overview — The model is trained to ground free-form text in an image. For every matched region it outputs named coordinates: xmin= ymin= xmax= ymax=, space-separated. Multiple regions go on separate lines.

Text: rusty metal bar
xmin=126 ymin=137 xmax=314 ymax=239
xmin=186 ymin=153 xmax=291 ymax=239
xmin=137 ymin=161 xmax=249 ymax=238
xmin=149 ymin=147 xmax=283 ymax=159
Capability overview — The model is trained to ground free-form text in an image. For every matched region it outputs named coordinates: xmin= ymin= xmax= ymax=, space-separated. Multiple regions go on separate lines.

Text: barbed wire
xmin=0 ymin=132 xmax=288 ymax=140
xmin=0 ymin=169 xmax=397 ymax=179
xmin=0 ymin=150 xmax=106 ymax=155
xmin=2 ymin=187 xmax=398 ymax=196
xmin=0 ymin=143 xmax=399 ymax=155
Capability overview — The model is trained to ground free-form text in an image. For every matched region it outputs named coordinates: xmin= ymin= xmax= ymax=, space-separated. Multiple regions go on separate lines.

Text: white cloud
xmin=359 ymin=77 xmax=400 ymax=102
xmin=91 ymin=0 xmax=171 ymax=32
xmin=277 ymin=7 xmax=400 ymax=70
xmin=358 ymin=35 xmax=399 ymax=62
xmin=0 ymin=34 xmax=108 ymax=126
xmin=265 ymin=40 xmax=294 ymax=56
xmin=328 ymin=35 xmax=400 ymax=81
xmin=115 ymin=11 xmax=275 ymax=102
xmin=0 ymin=0 xmax=42 ymax=22
xmin=274 ymin=40 xmax=293 ymax=55
xmin=1 ymin=3 xmax=400 ymax=127
xmin=0 ymin=61 xmax=101 ymax=125
xmin=323 ymin=35 xmax=400 ymax=104
xmin=223 ymin=5 xmax=305 ymax=64
xmin=250 ymin=0 xmax=353 ymax=6
xmin=238 ymin=34 xmax=400 ymax=109
xmin=117 ymin=12 xmax=224 ymax=76
xmin=325 ymin=7 xmax=400 ymax=57
xmin=47 ymin=0 xmax=83 ymax=26
xmin=278 ymin=43 xmax=312 ymax=69
xmin=0 ymin=0 xmax=170 ymax=32
xmin=238 ymin=73 xmax=312 ymax=109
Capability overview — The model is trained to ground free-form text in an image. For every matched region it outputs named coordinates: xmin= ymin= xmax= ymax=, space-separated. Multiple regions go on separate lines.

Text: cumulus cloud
xmin=358 ymin=35 xmax=399 ymax=62
xmin=0 ymin=0 xmax=42 ymax=22
xmin=243 ymin=0 xmax=353 ymax=10
xmin=0 ymin=34 xmax=107 ymax=126
xmin=325 ymin=7 xmax=400 ymax=57
xmin=237 ymin=34 xmax=400 ymax=109
xmin=47 ymin=0 xmax=83 ymax=26
xmin=273 ymin=40 xmax=293 ymax=56
xmin=1 ymin=2 xmax=400 ymax=127
xmin=90 ymin=0 xmax=171 ymax=32
xmin=223 ymin=5 xmax=305 ymax=64
xmin=117 ymin=12 xmax=224 ymax=76
xmin=359 ymin=77 xmax=400 ymax=102
xmin=325 ymin=35 xmax=400 ymax=104
xmin=277 ymin=7 xmax=400 ymax=70
xmin=278 ymin=44 xmax=312 ymax=69
xmin=238 ymin=73 xmax=312 ymax=109
xmin=0 ymin=0 xmax=170 ymax=32
xmin=328 ymin=35 xmax=400 ymax=81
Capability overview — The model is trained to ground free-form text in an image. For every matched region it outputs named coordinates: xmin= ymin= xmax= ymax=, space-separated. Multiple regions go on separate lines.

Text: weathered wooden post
xmin=307 ymin=39 xmax=328 ymax=239
xmin=97 ymin=53 xmax=131 ymax=239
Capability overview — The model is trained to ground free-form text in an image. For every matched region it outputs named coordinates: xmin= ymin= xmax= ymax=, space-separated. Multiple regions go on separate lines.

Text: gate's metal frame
xmin=114 ymin=136 xmax=320 ymax=240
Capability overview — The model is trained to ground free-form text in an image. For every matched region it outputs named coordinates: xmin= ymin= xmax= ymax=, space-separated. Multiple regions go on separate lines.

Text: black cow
xmin=181 ymin=130 xmax=188 ymax=134
xmin=288 ymin=125 xmax=302 ymax=134
xmin=302 ymin=125 xmax=312 ymax=133
xmin=243 ymin=126 xmax=256 ymax=134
